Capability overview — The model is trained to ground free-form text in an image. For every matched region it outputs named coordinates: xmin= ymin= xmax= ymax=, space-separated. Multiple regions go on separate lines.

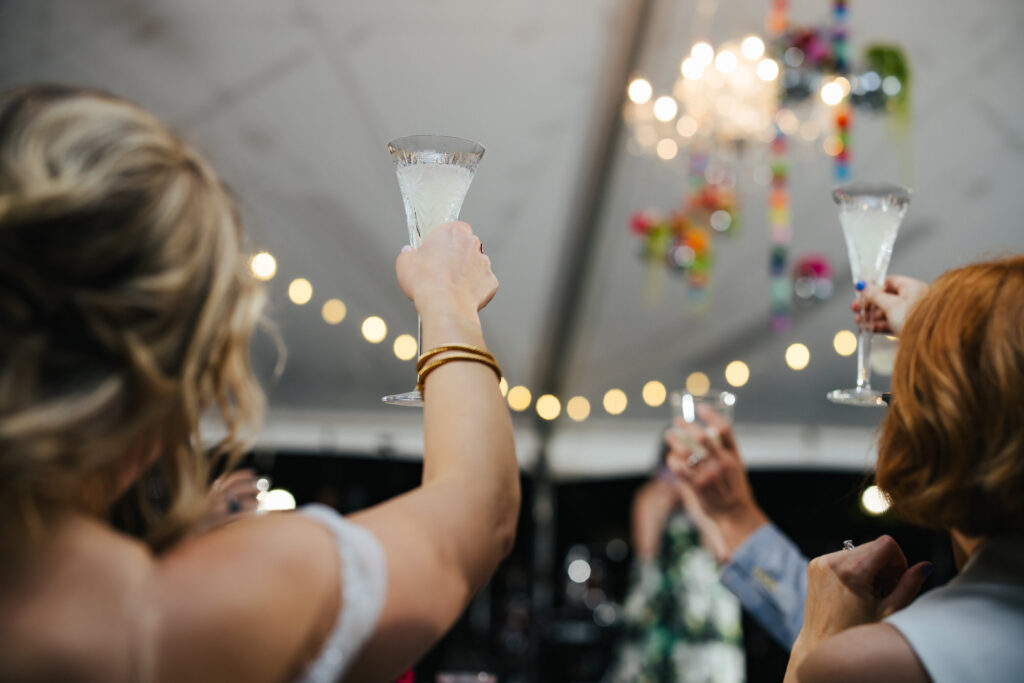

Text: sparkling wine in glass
xmin=382 ymin=135 xmax=485 ymax=407
xmin=827 ymin=183 xmax=911 ymax=407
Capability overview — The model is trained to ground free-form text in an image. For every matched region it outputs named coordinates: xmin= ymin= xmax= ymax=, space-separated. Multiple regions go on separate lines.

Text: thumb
xmin=880 ymin=561 xmax=932 ymax=617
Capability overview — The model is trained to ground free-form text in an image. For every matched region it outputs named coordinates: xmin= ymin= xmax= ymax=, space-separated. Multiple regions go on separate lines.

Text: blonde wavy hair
xmin=877 ymin=255 xmax=1024 ymax=538
xmin=0 ymin=85 xmax=266 ymax=549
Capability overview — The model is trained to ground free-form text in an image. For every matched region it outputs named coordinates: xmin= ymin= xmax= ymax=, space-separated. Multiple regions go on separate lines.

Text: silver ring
xmin=687 ymin=452 xmax=706 ymax=467
xmin=843 ymin=539 xmax=855 ymax=552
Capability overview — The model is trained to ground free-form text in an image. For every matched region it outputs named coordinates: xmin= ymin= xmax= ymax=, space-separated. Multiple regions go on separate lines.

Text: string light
xmin=392 ymin=334 xmax=417 ymax=360
xmin=642 ymin=380 xmax=667 ymax=407
xmin=321 ymin=298 xmax=347 ymax=325
xmin=566 ymin=396 xmax=591 ymax=422
xmin=288 ymin=278 xmax=313 ymax=305
xmin=250 ymin=252 xmax=277 ymax=281
xmin=685 ymin=372 xmax=710 ymax=396
xmin=507 ymin=385 xmax=532 ymax=412
xmin=603 ymin=389 xmax=628 ymax=415
xmin=785 ymin=343 xmax=810 ymax=370
xmin=627 ymin=78 xmax=653 ymax=104
xmin=724 ymin=361 xmax=750 ymax=387
xmin=361 ymin=316 xmax=387 ymax=343
xmin=536 ymin=394 xmax=561 ymax=420
xmin=833 ymin=330 xmax=857 ymax=356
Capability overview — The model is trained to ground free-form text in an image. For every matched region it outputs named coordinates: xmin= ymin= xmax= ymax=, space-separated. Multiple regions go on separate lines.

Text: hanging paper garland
xmin=627 ymin=153 xmax=738 ymax=298
xmin=768 ymin=129 xmax=792 ymax=331
xmin=832 ymin=0 xmax=852 ymax=181
xmin=766 ymin=0 xmax=792 ymax=331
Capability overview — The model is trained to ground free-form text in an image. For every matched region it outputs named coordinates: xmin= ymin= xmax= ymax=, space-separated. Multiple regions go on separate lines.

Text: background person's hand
xmin=851 ymin=275 xmax=928 ymax=335
xmin=663 ymin=406 xmax=768 ymax=562
xmin=191 ymin=468 xmax=261 ymax=536
xmin=631 ymin=476 xmax=682 ymax=561
xmin=396 ymin=221 xmax=498 ymax=315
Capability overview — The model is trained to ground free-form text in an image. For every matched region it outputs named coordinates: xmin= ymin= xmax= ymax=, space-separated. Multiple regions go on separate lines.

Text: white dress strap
xmin=293 ymin=504 xmax=387 ymax=683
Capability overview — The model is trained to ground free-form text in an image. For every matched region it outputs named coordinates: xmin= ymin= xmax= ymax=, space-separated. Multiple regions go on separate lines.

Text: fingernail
xmin=922 ymin=563 xmax=934 ymax=577
xmin=855 ymin=280 xmax=866 ymax=291
xmin=401 ymin=245 xmax=412 ymax=253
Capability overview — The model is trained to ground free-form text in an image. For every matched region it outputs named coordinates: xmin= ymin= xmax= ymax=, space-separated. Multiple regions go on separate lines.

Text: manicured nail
xmin=855 ymin=280 xmax=866 ymax=291
xmin=401 ymin=245 xmax=412 ymax=253
xmin=922 ymin=563 xmax=934 ymax=577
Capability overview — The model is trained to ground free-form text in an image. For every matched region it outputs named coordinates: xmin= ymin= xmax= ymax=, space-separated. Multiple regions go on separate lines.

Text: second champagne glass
xmin=827 ymin=183 xmax=911 ymax=407
xmin=382 ymin=135 xmax=485 ymax=407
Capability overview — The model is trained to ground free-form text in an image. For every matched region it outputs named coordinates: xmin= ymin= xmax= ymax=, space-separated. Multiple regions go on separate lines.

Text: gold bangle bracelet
xmin=416 ymin=343 xmax=496 ymax=373
xmin=416 ymin=352 xmax=503 ymax=394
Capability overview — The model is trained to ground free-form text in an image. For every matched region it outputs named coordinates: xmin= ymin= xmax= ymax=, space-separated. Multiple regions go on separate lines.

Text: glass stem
xmin=856 ymin=293 xmax=873 ymax=391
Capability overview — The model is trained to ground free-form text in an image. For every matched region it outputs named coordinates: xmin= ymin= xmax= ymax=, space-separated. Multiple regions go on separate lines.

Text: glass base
xmin=381 ymin=389 xmax=424 ymax=407
xmin=827 ymin=387 xmax=887 ymax=407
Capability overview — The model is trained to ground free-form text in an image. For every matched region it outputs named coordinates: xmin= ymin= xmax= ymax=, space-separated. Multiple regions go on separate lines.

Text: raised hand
xmin=851 ymin=275 xmax=928 ymax=335
xmin=663 ymin=406 xmax=768 ymax=562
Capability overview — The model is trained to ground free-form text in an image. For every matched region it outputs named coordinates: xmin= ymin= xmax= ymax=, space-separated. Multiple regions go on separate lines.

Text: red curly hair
xmin=877 ymin=255 xmax=1024 ymax=538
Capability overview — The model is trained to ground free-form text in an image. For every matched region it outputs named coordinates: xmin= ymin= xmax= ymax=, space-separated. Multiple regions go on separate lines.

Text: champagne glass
xmin=668 ymin=389 xmax=735 ymax=465
xmin=382 ymin=135 xmax=485 ymax=407
xmin=827 ymin=183 xmax=911 ymax=407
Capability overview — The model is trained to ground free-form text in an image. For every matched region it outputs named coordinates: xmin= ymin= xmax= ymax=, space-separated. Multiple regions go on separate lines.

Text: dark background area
xmin=258 ymin=452 xmax=956 ymax=683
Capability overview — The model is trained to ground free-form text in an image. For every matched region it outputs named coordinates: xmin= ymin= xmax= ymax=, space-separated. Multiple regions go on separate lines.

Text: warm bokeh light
xmin=361 ymin=316 xmax=387 ymax=343
xmin=653 ymin=96 xmax=678 ymax=122
xmin=861 ymin=485 xmax=891 ymax=515
xmin=785 ymin=343 xmax=810 ymax=370
xmin=823 ymin=135 xmax=843 ymax=156
xmin=775 ymin=108 xmax=799 ymax=136
xmin=536 ymin=394 xmax=562 ymax=421
xmin=393 ymin=333 xmax=417 ymax=360
xmin=321 ymin=298 xmax=347 ymax=325
xmin=656 ymin=138 xmax=678 ymax=160
xmin=741 ymin=36 xmax=765 ymax=60
xmin=821 ymin=80 xmax=844 ymax=106
xmin=257 ymin=489 xmax=296 ymax=512
xmin=507 ymin=385 xmax=532 ymax=412
xmin=756 ymin=58 xmax=780 ymax=82
xmin=642 ymin=380 xmax=667 ymax=407
xmin=627 ymin=78 xmax=653 ymax=104
xmin=249 ymin=251 xmax=277 ymax=281
xmin=724 ymin=360 xmax=750 ymax=387
xmin=288 ymin=278 xmax=313 ymax=305
xmin=567 ymin=396 xmax=591 ymax=422
xmin=676 ymin=115 xmax=698 ymax=137
xmin=603 ymin=389 xmax=628 ymax=415
xmin=499 ymin=377 xmax=509 ymax=397
xmin=714 ymin=50 xmax=737 ymax=74
xmin=681 ymin=57 xmax=704 ymax=80
xmin=691 ymin=41 xmax=714 ymax=65
xmin=685 ymin=372 xmax=710 ymax=396
xmin=833 ymin=330 xmax=857 ymax=356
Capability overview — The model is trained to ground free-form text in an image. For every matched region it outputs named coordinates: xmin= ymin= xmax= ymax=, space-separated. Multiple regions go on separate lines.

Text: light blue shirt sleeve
xmin=719 ymin=522 xmax=808 ymax=650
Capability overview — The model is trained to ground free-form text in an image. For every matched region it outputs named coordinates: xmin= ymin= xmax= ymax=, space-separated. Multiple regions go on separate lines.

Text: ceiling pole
xmin=531 ymin=0 xmax=657 ymax=434
xmin=525 ymin=0 xmax=656 ymax=677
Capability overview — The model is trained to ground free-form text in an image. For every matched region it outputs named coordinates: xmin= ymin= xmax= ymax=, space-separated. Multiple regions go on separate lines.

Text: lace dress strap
xmin=293 ymin=504 xmax=387 ymax=683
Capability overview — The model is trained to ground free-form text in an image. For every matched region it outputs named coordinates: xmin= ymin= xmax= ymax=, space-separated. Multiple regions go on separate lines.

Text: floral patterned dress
xmin=606 ymin=511 xmax=745 ymax=683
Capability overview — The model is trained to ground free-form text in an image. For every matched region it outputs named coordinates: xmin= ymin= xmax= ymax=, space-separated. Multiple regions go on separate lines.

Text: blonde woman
xmin=0 ymin=85 xmax=520 ymax=682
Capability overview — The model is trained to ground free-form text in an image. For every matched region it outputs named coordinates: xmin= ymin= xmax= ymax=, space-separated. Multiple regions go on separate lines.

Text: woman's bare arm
xmin=792 ymin=623 xmax=929 ymax=683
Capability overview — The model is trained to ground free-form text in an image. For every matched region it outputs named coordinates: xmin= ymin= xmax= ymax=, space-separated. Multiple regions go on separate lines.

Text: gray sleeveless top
xmin=885 ymin=538 xmax=1024 ymax=683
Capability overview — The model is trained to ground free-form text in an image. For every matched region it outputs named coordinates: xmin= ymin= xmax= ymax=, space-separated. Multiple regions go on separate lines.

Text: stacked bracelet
xmin=416 ymin=344 xmax=503 ymax=395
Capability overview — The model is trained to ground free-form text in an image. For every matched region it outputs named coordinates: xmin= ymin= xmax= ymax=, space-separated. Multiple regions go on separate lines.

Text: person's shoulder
xmin=154 ymin=511 xmax=343 ymax=683
xmin=797 ymin=623 xmax=930 ymax=683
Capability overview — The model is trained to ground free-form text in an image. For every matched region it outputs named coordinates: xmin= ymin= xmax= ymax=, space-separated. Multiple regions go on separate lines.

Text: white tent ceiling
xmin=4 ymin=0 xmax=1023 ymax=474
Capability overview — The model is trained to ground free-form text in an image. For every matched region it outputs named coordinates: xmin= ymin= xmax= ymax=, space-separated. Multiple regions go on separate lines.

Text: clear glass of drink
xmin=827 ymin=183 xmax=911 ymax=407
xmin=382 ymin=135 xmax=485 ymax=407
xmin=668 ymin=389 xmax=736 ymax=465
